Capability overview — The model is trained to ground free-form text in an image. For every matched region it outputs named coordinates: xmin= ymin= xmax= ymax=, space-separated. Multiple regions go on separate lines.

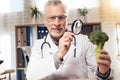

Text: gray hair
xmin=44 ymin=0 xmax=67 ymax=15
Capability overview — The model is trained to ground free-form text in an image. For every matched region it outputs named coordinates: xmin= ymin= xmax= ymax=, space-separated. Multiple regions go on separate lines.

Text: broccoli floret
xmin=89 ymin=30 xmax=109 ymax=60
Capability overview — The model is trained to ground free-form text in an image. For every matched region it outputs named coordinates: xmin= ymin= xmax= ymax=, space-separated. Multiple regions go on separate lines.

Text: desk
xmin=60 ymin=78 xmax=97 ymax=80
xmin=0 ymin=69 xmax=15 ymax=80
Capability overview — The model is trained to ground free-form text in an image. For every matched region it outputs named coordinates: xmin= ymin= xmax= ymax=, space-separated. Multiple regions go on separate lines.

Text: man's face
xmin=44 ymin=4 xmax=67 ymax=39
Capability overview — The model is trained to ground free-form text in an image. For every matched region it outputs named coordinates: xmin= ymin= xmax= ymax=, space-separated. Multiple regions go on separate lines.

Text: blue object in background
xmin=37 ymin=26 xmax=48 ymax=39
xmin=96 ymin=25 xmax=101 ymax=30
xmin=26 ymin=27 xmax=31 ymax=46
xmin=17 ymin=70 xmax=25 ymax=80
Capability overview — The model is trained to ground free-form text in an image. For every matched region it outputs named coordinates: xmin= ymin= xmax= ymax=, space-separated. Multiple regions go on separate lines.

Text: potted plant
xmin=78 ymin=7 xmax=89 ymax=16
xmin=31 ymin=5 xmax=42 ymax=19
xmin=78 ymin=7 xmax=90 ymax=22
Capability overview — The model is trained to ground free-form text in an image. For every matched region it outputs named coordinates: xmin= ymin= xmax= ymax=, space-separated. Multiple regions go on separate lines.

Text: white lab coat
xmin=26 ymin=34 xmax=98 ymax=80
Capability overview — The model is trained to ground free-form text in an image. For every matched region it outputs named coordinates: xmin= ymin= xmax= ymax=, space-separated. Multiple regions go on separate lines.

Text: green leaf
xmin=78 ymin=7 xmax=89 ymax=16
xmin=31 ymin=5 xmax=42 ymax=19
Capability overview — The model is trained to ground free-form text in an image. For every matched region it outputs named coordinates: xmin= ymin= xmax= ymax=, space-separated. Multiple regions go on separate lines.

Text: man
xmin=26 ymin=0 xmax=112 ymax=80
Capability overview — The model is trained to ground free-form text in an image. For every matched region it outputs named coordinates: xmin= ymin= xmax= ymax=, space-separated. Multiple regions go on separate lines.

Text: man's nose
xmin=54 ymin=18 xmax=60 ymax=25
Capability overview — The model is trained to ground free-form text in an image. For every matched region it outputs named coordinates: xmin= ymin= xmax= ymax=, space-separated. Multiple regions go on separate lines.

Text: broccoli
xmin=89 ymin=30 xmax=109 ymax=60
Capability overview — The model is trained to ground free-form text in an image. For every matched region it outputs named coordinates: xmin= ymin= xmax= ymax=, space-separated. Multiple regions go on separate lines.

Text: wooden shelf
xmin=15 ymin=24 xmax=47 ymax=80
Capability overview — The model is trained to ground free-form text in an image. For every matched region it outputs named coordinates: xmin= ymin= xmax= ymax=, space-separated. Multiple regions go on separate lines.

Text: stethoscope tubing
xmin=41 ymin=34 xmax=51 ymax=58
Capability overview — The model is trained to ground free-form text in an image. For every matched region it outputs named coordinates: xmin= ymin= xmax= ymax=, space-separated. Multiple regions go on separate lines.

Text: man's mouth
xmin=52 ymin=28 xmax=62 ymax=33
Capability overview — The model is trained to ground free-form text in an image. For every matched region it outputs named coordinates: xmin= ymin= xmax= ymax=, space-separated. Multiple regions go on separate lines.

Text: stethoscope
xmin=41 ymin=19 xmax=83 ymax=58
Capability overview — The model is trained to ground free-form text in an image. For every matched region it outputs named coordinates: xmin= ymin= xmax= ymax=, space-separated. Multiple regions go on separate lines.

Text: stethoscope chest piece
xmin=71 ymin=19 xmax=83 ymax=35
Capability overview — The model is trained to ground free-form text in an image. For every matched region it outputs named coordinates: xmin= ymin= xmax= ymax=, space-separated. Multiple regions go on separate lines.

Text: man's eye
xmin=49 ymin=16 xmax=56 ymax=20
xmin=59 ymin=16 xmax=65 ymax=19
xmin=47 ymin=15 xmax=66 ymax=22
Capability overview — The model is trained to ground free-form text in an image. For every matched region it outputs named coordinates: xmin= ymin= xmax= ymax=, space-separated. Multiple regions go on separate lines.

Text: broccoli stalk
xmin=89 ymin=30 xmax=109 ymax=60
xmin=95 ymin=43 xmax=104 ymax=60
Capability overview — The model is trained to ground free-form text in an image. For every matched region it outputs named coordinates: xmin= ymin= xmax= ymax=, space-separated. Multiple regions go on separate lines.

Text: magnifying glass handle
xmin=73 ymin=36 xmax=76 ymax=57
xmin=66 ymin=29 xmax=72 ymax=32
xmin=65 ymin=29 xmax=76 ymax=57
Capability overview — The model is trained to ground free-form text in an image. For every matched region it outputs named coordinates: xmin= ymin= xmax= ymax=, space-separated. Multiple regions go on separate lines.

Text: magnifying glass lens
xmin=72 ymin=20 xmax=83 ymax=35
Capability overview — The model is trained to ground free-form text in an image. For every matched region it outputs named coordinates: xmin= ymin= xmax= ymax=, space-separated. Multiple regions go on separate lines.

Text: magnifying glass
xmin=71 ymin=19 xmax=83 ymax=35
xmin=71 ymin=19 xmax=83 ymax=57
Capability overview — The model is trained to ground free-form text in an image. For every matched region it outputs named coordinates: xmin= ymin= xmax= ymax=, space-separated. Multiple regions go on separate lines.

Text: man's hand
xmin=97 ymin=50 xmax=111 ymax=74
xmin=58 ymin=32 xmax=74 ymax=59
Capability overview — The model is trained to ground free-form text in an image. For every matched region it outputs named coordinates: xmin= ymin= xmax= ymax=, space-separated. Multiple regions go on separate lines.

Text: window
xmin=0 ymin=0 xmax=11 ymax=13
xmin=10 ymin=0 xmax=23 ymax=12
xmin=111 ymin=0 xmax=120 ymax=8
xmin=0 ymin=0 xmax=23 ymax=13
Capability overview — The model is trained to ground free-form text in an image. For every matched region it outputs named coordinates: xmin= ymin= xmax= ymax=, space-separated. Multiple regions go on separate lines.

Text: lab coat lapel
xmin=46 ymin=34 xmax=59 ymax=54
xmin=63 ymin=40 xmax=76 ymax=60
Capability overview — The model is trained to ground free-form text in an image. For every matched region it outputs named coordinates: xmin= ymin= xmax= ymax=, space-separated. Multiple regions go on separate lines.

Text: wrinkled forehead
xmin=44 ymin=0 xmax=67 ymax=15
xmin=45 ymin=0 xmax=62 ymax=7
